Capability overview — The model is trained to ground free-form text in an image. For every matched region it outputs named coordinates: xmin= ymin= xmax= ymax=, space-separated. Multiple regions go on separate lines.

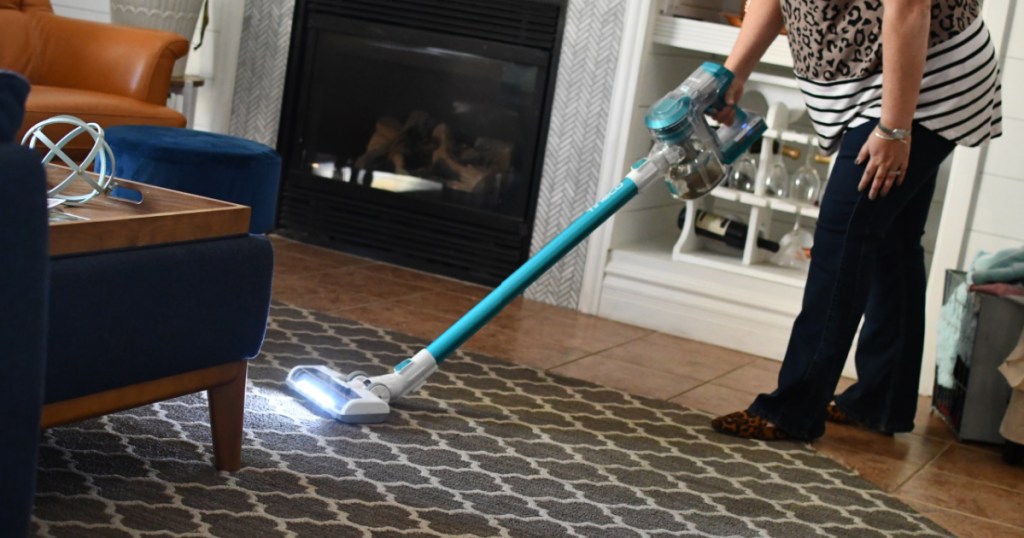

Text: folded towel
xmin=970 ymin=246 xmax=1024 ymax=286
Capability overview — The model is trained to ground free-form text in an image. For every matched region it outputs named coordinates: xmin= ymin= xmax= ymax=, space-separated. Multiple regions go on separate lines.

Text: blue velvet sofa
xmin=0 ymin=70 xmax=49 ymax=538
xmin=0 ymin=70 xmax=275 ymax=537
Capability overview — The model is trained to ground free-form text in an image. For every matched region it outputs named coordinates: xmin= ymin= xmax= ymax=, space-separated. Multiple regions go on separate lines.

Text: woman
xmin=711 ymin=0 xmax=1003 ymax=441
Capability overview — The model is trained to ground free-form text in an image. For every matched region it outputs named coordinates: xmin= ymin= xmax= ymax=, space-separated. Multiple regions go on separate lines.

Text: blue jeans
xmin=749 ymin=120 xmax=955 ymax=440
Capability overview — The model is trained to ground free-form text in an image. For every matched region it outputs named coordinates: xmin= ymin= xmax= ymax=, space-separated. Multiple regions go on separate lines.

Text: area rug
xmin=32 ymin=303 xmax=951 ymax=537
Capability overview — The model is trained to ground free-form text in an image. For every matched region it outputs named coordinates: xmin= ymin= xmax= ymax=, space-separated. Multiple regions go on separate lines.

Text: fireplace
xmin=276 ymin=0 xmax=567 ymax=285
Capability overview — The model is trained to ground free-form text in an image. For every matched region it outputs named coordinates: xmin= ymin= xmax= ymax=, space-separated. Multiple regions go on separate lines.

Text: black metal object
xmin=276 ymin=0 xmax=566 ymax=286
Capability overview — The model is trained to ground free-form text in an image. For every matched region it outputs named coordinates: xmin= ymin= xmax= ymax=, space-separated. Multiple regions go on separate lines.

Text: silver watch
xmin=877 ymin=122 xmax=911 ymax=141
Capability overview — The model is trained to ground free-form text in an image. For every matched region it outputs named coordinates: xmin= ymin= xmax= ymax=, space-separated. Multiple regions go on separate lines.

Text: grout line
xmin=889 ymin=442 xmax=954 ymax=493
xmin=897 ymin=496 xmax=1024 ymax=534
xmin=538 ymin=330 xmax=657 ymax=373
xmin=663 ymin=357 xmax=763 ymax=402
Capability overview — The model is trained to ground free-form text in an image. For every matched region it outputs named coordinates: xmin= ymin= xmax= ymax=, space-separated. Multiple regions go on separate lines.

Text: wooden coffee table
xmin=42 ymin=165 xmax=256 ymax=471
xmin=47 ymin=165 xmax=250 ymax=256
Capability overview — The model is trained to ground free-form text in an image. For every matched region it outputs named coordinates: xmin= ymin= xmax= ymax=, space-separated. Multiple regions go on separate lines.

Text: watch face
xmin=879 ymin=124 xmax=910 ymax=139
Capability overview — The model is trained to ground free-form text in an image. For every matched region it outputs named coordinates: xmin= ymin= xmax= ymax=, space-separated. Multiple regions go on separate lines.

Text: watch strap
xmin=877 ymin=122 xmax=911 ymax=140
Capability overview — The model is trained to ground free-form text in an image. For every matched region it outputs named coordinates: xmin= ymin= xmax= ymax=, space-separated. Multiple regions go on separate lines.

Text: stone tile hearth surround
xmin=228 ymin=0 xmax=628 ymax=310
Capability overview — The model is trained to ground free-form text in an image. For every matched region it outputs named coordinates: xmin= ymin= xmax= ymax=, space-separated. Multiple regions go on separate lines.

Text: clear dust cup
xmin=664 ymin=144 xmax=725 ymax=201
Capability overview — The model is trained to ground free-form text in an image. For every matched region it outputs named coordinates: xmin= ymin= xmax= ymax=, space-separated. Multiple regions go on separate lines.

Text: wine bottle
xmin=676 ymin=207 xmax=780 ymax=252
xmin=749 ymin=139 xmax=800 ymax=160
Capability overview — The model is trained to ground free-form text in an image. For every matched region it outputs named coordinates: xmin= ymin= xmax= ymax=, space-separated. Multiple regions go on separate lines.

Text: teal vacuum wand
xmin=287 ymin=62 xmax=767 ymax=423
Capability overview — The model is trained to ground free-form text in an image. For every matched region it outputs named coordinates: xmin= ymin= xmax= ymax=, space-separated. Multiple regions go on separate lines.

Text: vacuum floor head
xmin=286 ymin=365 xmax=390 ymax=424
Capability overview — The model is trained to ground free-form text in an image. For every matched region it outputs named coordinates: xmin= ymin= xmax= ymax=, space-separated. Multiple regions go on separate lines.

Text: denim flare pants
xmin=749 ymin=120 xmax=955 ymax=440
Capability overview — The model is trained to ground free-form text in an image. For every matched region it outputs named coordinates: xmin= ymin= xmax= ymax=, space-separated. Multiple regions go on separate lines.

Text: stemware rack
xmin=673 ymin=98 xmax=832 ymax=268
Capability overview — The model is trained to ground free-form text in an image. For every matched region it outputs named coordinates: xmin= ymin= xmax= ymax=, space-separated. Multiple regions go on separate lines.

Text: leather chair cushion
xmin=0 ymin=10 xmax=33 ymax=75
xmin=1 ymin=0 xmax=53 ymax=12
xmin=20 ymin=85 xmax=185 ymax=151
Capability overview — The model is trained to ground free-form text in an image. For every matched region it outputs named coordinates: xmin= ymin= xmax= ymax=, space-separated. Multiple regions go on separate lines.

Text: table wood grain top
xmin=47 ymin=165 xmax=251 ymax=256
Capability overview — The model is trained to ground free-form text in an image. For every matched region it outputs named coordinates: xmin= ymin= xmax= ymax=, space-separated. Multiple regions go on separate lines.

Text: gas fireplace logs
xmin=354 ymin=111 xmax=512 ymax=192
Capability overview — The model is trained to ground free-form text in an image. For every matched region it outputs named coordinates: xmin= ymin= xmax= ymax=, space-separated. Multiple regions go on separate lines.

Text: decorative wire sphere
xmin=21 ymin=115 xmax=115 ymax=206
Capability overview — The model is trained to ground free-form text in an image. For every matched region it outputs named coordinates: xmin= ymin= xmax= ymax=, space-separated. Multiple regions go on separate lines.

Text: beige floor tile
xmin=272 ymin=249 xmax=352 ymax=277
xmin=464 ymin=325 xmax=592 ymax=371
xmin=578 ymin=332 xmax=755 ymax=382
xmin=344 ymin=262 xmax=474 ymax=292
xmin=898 ymin=498 xmax=1024 ymax=538
xmin=273 ymin=267 xmax=432 ymax=313
xmin=550 ymin=354 xmax=705 ymax=401
xmin=711 ymin=358 xmax=783 ymax=395
xmin=484 ymin=312 xmax=651 ymax=354
xmin=895 ymin=467 xmax=1024 ymax=528
xmin=270 ymin=236 xmax=374 ymax=270
xmin=814 ymin=428 xmax=949 ymax=492
xmin=670 ymin=383 xmax=759 ymax=417
xmin=928 ymin=443 xmax=1024 ymax=493
xmin=330 ymin=299 xmax=459 ymax=342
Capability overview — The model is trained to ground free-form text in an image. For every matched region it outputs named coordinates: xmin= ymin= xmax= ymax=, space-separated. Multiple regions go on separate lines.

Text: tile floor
xmin=269 ymin=235 xmax=1024 ymax=537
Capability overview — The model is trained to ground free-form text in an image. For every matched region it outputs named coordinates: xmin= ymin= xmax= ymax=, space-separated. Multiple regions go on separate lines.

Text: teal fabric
xmin=970 ymin=246 xmax=1024 ymax=286
xmin=105 ymin=126 xmax=282 ymax=233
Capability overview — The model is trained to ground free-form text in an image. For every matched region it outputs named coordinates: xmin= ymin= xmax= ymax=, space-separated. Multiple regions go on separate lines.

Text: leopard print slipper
xmin=710 ymin=411 xmax=790 ymax=441
xmin=825 ymin=403 xmax=857 ymax=425
xmin=824 ymin=404 xmax=895 ymax=435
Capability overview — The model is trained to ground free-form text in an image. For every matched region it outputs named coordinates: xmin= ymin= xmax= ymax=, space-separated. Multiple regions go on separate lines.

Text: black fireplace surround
xmin=276 ymin=0 xmax=567 ymax=285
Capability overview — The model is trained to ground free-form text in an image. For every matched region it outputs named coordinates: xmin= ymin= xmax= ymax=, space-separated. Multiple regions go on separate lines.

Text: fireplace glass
xmin=301 ymin=23 xmax=546 ymax=218
xmin=277 ymin=1 xmax=565 ymax=285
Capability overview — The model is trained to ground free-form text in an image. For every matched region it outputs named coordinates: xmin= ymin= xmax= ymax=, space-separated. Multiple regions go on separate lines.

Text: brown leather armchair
xmin=0 ymin=0 xmax=189 ymax=158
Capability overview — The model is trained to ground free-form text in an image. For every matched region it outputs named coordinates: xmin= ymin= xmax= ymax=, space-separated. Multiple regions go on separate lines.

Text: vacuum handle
xmin=425 ymin=177 xmax=642 ymax=363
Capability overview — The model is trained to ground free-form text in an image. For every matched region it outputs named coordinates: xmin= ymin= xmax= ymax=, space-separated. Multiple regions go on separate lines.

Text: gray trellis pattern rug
xmin=32 ymin=304 xmax=951 ymax=537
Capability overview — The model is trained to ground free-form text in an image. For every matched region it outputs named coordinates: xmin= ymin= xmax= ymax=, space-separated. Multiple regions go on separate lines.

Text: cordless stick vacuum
xmin=287 ymin=62 xmax=767 ymax=423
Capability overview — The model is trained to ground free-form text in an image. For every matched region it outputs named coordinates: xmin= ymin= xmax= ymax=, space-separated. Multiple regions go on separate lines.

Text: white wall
xmin=961 ymin=2 xmax=1024 ymax=263
xmin=51 ymin=0 xmax=245 ymax=134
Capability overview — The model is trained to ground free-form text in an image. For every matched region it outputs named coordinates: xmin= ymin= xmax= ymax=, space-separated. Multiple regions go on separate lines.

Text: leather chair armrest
xmin=28 ymin=13 xmax=189 ymax=105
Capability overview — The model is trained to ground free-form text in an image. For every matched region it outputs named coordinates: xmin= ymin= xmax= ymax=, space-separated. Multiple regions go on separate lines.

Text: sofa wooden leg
xmin=207 ymin=361 xmax=248 ymax=472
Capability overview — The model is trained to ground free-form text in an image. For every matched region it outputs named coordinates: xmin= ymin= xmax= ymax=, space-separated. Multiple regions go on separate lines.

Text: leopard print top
xmin=781 ymin=0 xmax=980 ymax=81
xmin=778 ymin=0 xmax=1001 ymax=153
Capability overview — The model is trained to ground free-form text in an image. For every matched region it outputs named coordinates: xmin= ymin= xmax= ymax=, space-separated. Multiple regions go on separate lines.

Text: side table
xmin=168 ymin=75 xmax=205 ymax=128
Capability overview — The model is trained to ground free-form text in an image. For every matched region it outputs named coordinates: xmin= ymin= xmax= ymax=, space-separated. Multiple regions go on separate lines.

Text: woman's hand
xmin=714 ymin=0 xmax=784 ymax=125
xmin=711 ymin=80 xmax=745 ymax=125
xmin=856 ymin=128 xmax=911 ymax=200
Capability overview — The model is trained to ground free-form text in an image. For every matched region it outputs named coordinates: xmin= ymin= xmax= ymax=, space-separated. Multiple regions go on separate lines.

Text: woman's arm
xmin=714 ymin=0 xmax=786 ymax=124
xmin=857 ymin=0 xmax=931 ymax=199
xmin=726 ymin=0 xmax=786 ymax=81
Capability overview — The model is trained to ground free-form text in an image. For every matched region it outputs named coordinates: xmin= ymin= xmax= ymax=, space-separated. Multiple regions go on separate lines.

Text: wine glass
xmin=727 ymin=153 xmax=757 ymax=192
xmin=790 ymin=140 xmax=822 ymax=205
xmin=764 ymin=151 xmax=790 ymax=198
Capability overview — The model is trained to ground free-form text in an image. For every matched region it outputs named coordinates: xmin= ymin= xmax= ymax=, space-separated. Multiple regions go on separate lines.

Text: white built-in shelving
xmin=595 ymin=7 xmax=834 ymax=363
xmin=651 ymin=15 xmax=793 ymax=68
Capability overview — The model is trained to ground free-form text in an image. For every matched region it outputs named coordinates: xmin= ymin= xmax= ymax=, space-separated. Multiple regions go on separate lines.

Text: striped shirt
xmin=781 ymin=1 xmax=1003 ymax=154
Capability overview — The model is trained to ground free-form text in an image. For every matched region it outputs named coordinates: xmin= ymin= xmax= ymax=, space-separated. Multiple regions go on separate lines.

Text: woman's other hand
xmin=856 ymin=127 xmax=911 ymax=200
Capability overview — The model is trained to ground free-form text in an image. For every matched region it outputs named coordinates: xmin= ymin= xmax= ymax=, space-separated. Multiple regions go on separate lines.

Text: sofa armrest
xmin=28 ymin=13 xmax=189 ymax=105
xmin=0 ymin=144 xmax=49 ymax=538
